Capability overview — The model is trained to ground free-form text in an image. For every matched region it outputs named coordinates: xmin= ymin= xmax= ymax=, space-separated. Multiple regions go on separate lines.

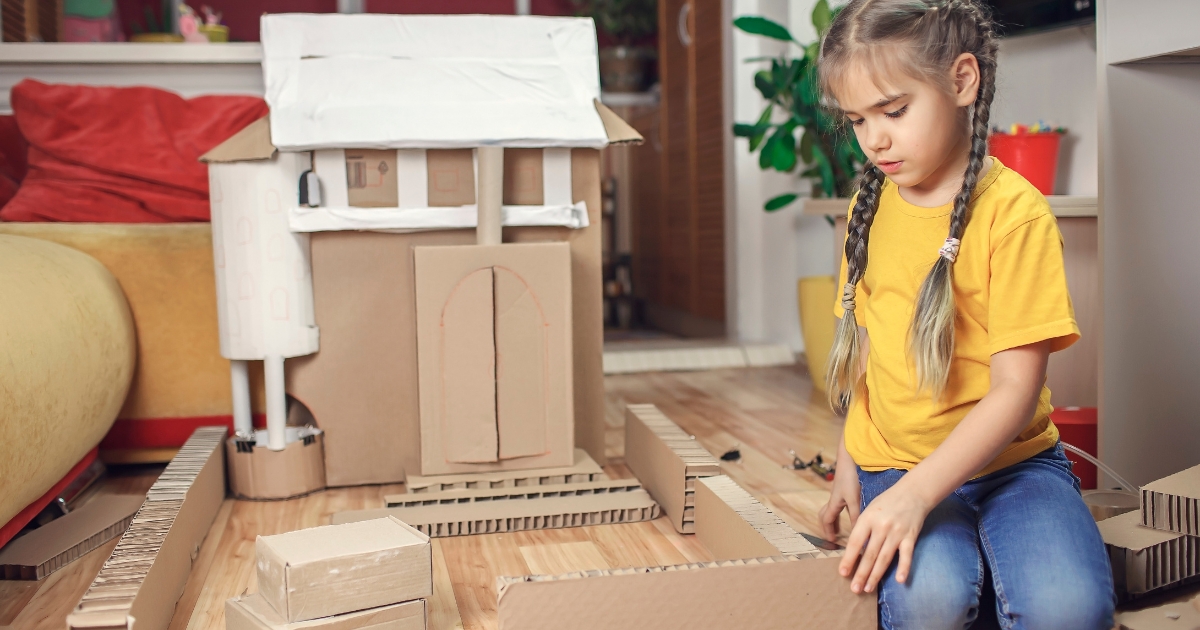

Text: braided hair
xmin=819 ymin=0 xmax=999 ymax=409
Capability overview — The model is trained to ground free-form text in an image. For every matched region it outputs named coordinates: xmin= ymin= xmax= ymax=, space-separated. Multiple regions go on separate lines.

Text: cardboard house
xmin=201 ymin=13 xmax=640 ymax=494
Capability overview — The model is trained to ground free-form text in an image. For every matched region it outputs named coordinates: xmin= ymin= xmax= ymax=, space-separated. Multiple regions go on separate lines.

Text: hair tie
xmin=841 ymin=283 xmax=857 ymax=311
xmin=939 ymin=238 xmax=961 ymax=263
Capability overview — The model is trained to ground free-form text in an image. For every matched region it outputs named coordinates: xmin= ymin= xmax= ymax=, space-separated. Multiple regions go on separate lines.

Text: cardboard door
xmin=438 ymin=268 xmax=499 ymax=463
xmin=494 ymin=267 xmax=547 ymax=459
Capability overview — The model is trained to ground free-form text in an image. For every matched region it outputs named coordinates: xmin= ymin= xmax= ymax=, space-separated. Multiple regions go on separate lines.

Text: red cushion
xmin=0 ymin=80 xmax=267 ymax=223
xmin=0 ymin=115 xmax=28 ymax=208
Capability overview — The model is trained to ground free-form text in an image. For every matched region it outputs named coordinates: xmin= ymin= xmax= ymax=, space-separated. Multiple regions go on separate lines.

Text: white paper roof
xmin=260 ymin=14 xmax=609 ymax=151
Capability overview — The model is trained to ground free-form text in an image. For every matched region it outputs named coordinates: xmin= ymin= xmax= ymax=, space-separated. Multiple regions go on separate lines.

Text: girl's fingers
xmin=864 ymin=536 xmax=899 ymax=593
xmin=852 ymin=528 xmax=885 ymax=593
xmin=895 ymin=537 xmax=916 ymax=584
xmin=838 ymin=522 xmax=869 ymax=578
xmin=819 ymin=499 xmax=843 ymax=541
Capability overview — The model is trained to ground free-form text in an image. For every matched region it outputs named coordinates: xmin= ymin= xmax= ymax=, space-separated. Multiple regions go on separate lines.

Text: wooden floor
xmin=1 ymin=364 xmax=851 ymax=630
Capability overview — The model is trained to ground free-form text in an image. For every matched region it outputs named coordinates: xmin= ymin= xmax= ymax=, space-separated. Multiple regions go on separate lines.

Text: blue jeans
xmin=858 ymin=443 xmax=1115 ymax=630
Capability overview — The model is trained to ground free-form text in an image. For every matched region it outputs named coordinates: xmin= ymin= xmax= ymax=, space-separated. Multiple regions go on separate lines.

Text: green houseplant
xmin=571 ymin=0 xmax=658 ymax=93
xmin=732 ymin=0 xmax=866 ymax=210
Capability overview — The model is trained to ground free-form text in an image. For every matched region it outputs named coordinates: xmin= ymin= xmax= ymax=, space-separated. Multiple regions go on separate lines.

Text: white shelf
xmin=800 ymin=195 xmax=1097 ymax=218
xmin=0 ymin=42 xmax=262 ymax=64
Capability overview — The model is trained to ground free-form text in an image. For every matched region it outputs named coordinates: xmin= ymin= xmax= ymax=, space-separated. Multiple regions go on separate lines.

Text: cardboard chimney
xmin=201 ymin=14 xmax=641 ymax=491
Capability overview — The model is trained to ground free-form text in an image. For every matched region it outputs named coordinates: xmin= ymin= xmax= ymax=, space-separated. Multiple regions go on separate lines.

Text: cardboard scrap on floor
xmin=1143 ymin=464 xmax=1200 ymax=537
xmin=0 ymin=494 xmax=144 ymax=580
xmin=385 ymin=480 xmax=644 ymax=509
xmin=226 ymin=593 xmax=426 ymax=630
xmin=68 ymin=427 xmax=226 ymax=630
xmin=623 ymin=404 xmax=720 ymax=534
xmin=1100 ymin=511 xmax=1200 ymax=601
xmin=495 ymin=554 xmax=875 ymax=629
xmin=1115 ymin=595 xmax=1200 ymax=630
xmin=332 ymin=487 xmax=660 ymax=537
xmin=694 ymin=475 xmax=824 ymax=561
xmin=256 ymin=517 xmax=432 ymax=623
xmin=403 ymin=448 xmax=604 ymax=494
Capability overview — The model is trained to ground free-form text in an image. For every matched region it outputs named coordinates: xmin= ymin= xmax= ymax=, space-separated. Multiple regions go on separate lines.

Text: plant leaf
xmin=799 ymin=130 xmax=815 ymax=163
xmin=754 ymin=70 xmax=777 ymax=100
xmin=733 ymin=16 xmax=794 ymax=42
xmin=765 ymin=193 xmax=799 ymax=211
xmin=772 ymin=129 xmax=797 ymax=172
xmin=760 ymin=135 xmax=778 ymax=170
xmin=733 ymin=123 xmax=769 ymax=137
xmin=811 ymin=0 xmax=832 ymax=35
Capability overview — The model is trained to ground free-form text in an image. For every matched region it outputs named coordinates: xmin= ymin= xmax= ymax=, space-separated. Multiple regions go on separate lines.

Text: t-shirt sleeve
xmin=988 ymin=214 xmax=1080 ymax=355
xmin=833 ymin=197 xmax=867 ymax=326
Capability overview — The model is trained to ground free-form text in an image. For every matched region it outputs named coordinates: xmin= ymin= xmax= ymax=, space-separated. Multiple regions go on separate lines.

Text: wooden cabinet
xmin=629 ymin=0 xmax=727 ymax=337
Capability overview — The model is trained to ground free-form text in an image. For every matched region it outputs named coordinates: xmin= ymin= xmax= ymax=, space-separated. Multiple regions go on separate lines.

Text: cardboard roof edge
xmin=200 ymin=101 xmax=641 ymax=165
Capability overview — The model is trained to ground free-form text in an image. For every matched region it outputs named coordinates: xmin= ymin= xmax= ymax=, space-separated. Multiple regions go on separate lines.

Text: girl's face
xmin=835 ymin=54 xmax=981 ymax=198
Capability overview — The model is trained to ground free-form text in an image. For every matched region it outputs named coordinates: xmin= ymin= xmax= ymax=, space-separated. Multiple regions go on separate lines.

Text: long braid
xmin=826 ymin=165 xmax=885 ymax=410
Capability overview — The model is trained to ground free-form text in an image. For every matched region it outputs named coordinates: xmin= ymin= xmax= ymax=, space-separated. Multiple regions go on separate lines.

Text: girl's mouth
xmin=877 ymin=160 xmax=903 ymax=174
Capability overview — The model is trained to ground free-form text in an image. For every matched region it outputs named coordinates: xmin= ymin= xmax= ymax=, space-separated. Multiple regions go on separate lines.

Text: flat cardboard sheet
xmin=256 ymin=517 xmax=432 ymax=623
xmin=414 ymin=242 xmax=573 ymax=475
xmin=0 ymin=494 xmax=144 ymax=580
xmin=1116 ymin=597 xmax=1200 ymax=630
xmin=401 ymin=448 xmax=604 ymax=494
xmin=1100 ymin=511 xmax=1200 ymax=600
xmin=495 ymin=555 xmax=875 ymax=629
xmin=226 ymin=593 xmax=426 ymax=630
xmin=623 ymin=404 xmax=720 ymax=533
xmin=694 ymin=475 xmax=822 ymax=561
xmin=1143 ymin=464 xmax=1200 ymax=537
xmin=69 ymin=427 xmax=226 ymax=630
xmin=226 ymin=434 xmax=326 ymax=500
xmin=331 ymin=488 xmax=660 ymax=537
xmin=261 ymin=14 xmax=607 ymax=150
xmin=384 ymin=480 xmax=643 ymax=508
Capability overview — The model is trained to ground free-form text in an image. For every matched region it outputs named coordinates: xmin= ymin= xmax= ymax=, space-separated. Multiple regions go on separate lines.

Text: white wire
xmin=1061 ymin=441 xmax=1139 ymax=492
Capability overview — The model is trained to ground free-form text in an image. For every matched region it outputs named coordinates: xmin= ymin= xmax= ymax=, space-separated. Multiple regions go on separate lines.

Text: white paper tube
xmin=476 ymin=146 xmax=503 ymax=246
xmin=230 ymin=360 xmax=252 ymax=437
xmin=265 ymin=355 xmax=287 ymax=451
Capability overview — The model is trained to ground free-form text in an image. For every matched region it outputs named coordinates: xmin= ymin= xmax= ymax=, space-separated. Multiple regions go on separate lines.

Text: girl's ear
xmin=951 ymin=52 xmax=981 ymax=107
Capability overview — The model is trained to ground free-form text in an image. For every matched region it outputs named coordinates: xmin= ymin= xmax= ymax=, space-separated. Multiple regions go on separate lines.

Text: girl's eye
xmin=848 ymin=118 xmax=865 ymax=127
xmin=884 ymin=105 xmax=909 ymax=119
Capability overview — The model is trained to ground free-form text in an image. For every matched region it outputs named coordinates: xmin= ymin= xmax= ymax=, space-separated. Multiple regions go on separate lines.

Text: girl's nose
xmin=865 ymin=124 xmax=890 ymax=153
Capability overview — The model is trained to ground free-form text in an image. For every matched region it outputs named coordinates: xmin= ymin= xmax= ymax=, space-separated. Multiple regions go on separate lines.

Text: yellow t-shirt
xmin=834 ymin=159 xmax=1079 ymax=476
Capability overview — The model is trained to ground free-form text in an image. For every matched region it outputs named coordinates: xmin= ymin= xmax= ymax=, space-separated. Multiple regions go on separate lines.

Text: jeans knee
xmin=880 ymin=574 xmax=979 ymax=630
xmin=1007 ymin=583 xmax=1114 ymax=630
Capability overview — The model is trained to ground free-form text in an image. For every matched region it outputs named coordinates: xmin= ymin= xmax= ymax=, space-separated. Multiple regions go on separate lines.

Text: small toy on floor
xmin=785 ymin=449 xmax=836 ymax=481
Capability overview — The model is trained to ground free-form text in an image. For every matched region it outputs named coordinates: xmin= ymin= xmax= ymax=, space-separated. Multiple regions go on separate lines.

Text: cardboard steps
xmin=494 ymin=554 xmax=875 ymax=629
xmin=1100 ymin=511 xmax=1200 ymax=602
xmin=68 ymin=427 xmax=226 ymax=630
xmin=623 ymin=404 xmax=720 ymax=533
xmin=331 ymin=486 xmax=661 ymax=537
xmin=401 ymin=448 xmax=605 ymax=494
xmin=255 ymin=517 xmax=432 ymax=623
xmin=384 ymin=480 xmax=644 ymax=509
xmin=1142 ymin=464 xmax=1200 ymax=537
xmin=226 ymin=595 xmax=426 ymax=630
xmin=0 ymin=494 xmax=144 ymax=580
xmin=694 ymin=475 xmax=825 ymax=561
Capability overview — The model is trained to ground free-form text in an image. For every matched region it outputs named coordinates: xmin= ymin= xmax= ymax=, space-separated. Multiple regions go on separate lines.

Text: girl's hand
xmin=838 ymin=481 xmax=932 ymax=594
xmin=818 ymin=458 xmax=861 ymax=542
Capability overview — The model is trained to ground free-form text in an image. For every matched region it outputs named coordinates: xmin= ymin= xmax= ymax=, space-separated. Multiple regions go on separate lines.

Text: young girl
xmin=814 ymin=1 xmax=1114 ymax=628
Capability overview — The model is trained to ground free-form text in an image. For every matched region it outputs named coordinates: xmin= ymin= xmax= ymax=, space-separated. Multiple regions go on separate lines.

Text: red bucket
xmin=988 ymin=132 xmax=1062 ymax=195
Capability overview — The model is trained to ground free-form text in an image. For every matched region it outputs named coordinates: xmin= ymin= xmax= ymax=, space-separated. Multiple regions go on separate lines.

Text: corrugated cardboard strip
xmin=0 ymin=494 xmax=144 ymax=580
xmin=623 ymin=404 xmax=721 ymax=533
xmin=694 ymin=475 xmax=825 ymax=561
xmin=403 ymin=448 xmax=604 ymax=494
xmin=494 ymin=554 xmax=873 ymax=629
xmin=67 ymin=427 xmax=226 ymax=630
xmin=1100 ymin=511 xmax=1200 ymax=602
xmin=1142 ymin=464 xmax=1200 ymax=537
xmin=385 ymin=480 xmax=643 ymax=509
xmin=331 ymin=484 xmax=659 ymax=537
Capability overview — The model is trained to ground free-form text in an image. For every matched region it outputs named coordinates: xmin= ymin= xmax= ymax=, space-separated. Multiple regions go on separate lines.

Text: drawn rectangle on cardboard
xmin=495 ymin=555 xmax=875 ymax=630
xmin=226 ymin=593 xmax=426 ymax=630
xmin=503 ymin=149 xmax=543 ymax=206
xmin=345 ymin=149 xmax=399 ymax=207
xmin=256 ymin=516 xmax=432 ymax=623
xmin=396 ymin=149 xmax=429 ymax=209
xmin=414 ymin=242 xmax=573 ymax=476
xmin=623 ymin=404 xmax=720 ymax=533
xmin=0 ymin=494 xmax=144 ymax=580
xmin=426 ymin=149 xmax=476 ymax=207
xmin=385 ymin=480 xmax=643 ymax=508
xmin=68 ymin=427 xmax=226 ymax=630
xmin=402 ymin=449 xmax=604 ymax=494
xmin=1100 ymin=511 xmax=1200 ymax=601
xmin=695 ymin=476 xmax=821 ymax=561
xmin=331 ymin=488 xmax=659 ymax=537
xmin=1142 ymin=464 xmax=1200 ymax=537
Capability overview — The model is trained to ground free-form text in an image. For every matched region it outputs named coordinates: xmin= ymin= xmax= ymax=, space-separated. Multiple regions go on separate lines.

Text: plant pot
xmin=599 ymin=46 xmax=654 ymax=93
xmin=797 ymin=275 xmax=837 ymax=390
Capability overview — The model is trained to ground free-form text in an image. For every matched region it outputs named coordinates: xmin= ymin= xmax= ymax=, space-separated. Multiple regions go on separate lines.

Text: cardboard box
xmin=226 ymin=593 xmax=426 ymax=630
xmin=495 ymin=555 xmax=876 ymax=629
xmin=226 ymin=432 xmax=326 ymax=500
xmin=384 ymin=479 xmax=643 ymax=509
xmin=256 ymin=517 xmax=432 ymax=623
xmin=1115 ymin=596 xmax=1200 ymax=630
xmin=69 ymin=427 xmax=226 ymax=630
xmin=1100 ymin=511 xmax=1200 ymax=601
xmin=414 ymin=242 xmax=573 ymax=474
xmin=331 ymin=487 xmax=660 ymax=537
xmin=1142 ymin=464 xmax=1200 ymax=537
xmin=0 ymin=494 xmax=144 ymax=580
xmin=694 ymin=475 xmax=823 ymax=561
xmin=623 ymin=404 xmax=720 ymax=533
xmin=401 ymin=448 xmax=603 ymax=494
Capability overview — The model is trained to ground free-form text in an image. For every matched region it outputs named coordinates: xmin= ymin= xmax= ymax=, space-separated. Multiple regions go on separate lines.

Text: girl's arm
xmin=839 ymin=339 xmax=1051 ymax=594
